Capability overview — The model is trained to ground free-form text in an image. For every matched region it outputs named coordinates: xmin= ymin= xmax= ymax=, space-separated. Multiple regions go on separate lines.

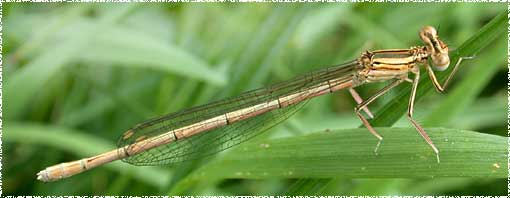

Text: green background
xmin=3 ymin=3 xmax=507 ymax=195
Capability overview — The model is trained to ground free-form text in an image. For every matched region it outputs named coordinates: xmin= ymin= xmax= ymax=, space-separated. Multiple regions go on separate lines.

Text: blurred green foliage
xmin=3 ymin=3 xmax=507 ymax=195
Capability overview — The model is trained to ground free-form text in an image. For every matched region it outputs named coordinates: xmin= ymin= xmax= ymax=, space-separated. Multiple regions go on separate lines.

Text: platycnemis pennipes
xmin=37 ymin=26 xmax=472 ymax=182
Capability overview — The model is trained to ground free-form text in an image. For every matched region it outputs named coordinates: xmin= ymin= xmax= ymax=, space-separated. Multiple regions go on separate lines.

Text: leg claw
xmin=374 ymin=138 xmax=382 ymax=155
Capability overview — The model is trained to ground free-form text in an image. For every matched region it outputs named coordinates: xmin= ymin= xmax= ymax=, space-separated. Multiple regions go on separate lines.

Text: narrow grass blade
xmin=5 ymin=40 xmax=84 ymax=119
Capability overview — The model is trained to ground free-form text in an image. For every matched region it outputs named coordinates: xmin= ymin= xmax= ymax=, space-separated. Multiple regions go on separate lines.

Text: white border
xmin=0 ymin=1 xmax=4 ymax=196
xmin=0 ymin=0 xmax=509 ymax=2
xmin=0 ymin=2 xmax=507 ymax=196
xmin=507 ymin=2 xmax=510 ymax=197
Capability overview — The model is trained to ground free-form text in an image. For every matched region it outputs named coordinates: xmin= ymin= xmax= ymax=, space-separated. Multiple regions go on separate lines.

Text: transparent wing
xmin=117 ymin=61 xmax=358 ymax=166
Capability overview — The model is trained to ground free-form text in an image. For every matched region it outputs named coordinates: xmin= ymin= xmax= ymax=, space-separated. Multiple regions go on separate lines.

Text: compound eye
xmin=431 ymin=54 xmax=450 ymax=71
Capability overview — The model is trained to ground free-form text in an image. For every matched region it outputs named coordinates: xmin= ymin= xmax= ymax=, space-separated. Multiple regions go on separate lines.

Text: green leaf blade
xmin=170 ymin=127 xmax=506 ymax=193
xmin=80 ymin=25 xmax=227 ymax=86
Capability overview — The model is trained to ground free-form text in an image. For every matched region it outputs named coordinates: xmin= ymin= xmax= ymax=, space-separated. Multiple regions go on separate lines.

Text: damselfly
xmin=37 ymin=26 xmax=471 ymax=182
